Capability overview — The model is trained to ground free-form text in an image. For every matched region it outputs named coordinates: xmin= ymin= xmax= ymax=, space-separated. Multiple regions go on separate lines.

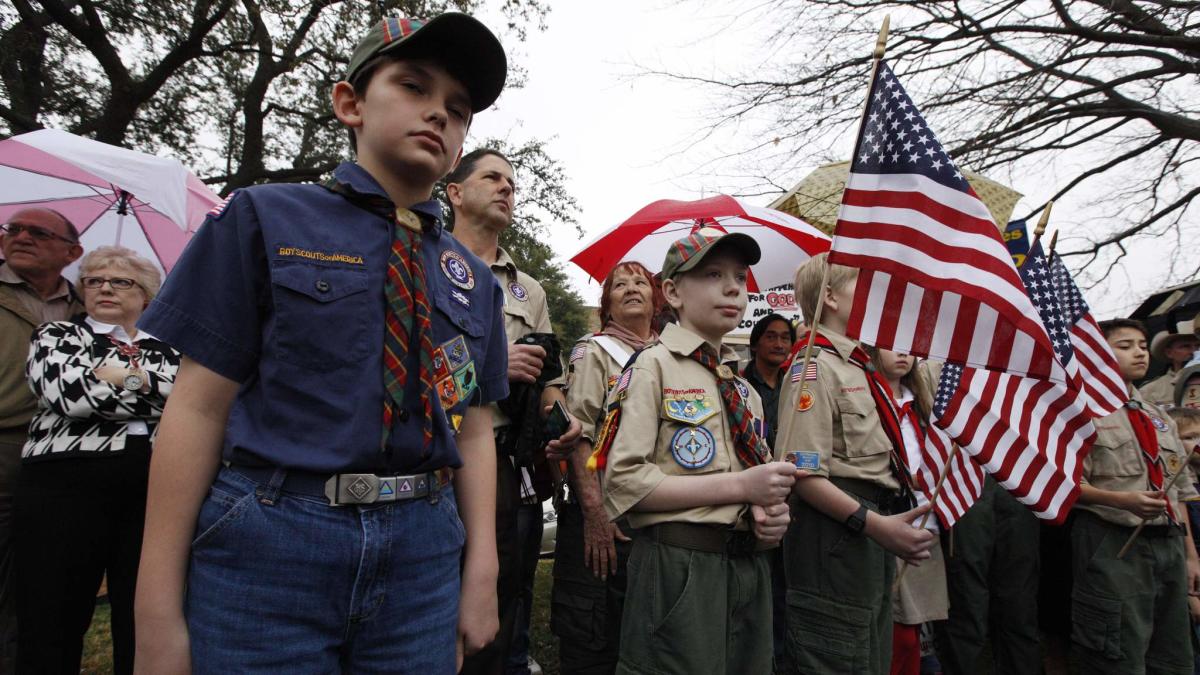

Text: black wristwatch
xmin=844 ymin=504 xmax=869 ymax=534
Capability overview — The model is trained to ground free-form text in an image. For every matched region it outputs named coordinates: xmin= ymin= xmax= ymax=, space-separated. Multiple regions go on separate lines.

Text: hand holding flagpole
xmin=1117 ymin=443 xmax=1199 ymax=559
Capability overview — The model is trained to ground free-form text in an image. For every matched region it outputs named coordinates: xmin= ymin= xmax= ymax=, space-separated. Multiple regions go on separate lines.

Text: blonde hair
xmin=78 ymin=246 xmax=162 ymax=299
xmin=793 ymin=253 xmax=858 ymax=325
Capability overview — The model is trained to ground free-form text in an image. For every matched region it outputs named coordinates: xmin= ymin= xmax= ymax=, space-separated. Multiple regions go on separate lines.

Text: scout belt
xmin=229 ymin=464 xmax=451 ymax=506
xmin=644 ymin=522 xmax=766 ymax=557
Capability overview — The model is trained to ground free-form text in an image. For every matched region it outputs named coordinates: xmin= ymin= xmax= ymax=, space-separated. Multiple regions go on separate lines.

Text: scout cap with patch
xmin=661 ymin=227 xmax=761 ymax=281
xmin=345 ymin=14 xmax=507 ymax=113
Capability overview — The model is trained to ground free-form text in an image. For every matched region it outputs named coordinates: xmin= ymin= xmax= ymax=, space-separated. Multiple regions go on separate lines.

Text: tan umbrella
xmin=769 ymin=161 xmax=1022 ymax=235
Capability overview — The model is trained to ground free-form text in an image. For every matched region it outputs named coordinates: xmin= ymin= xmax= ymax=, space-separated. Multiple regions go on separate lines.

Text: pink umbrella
xmin=0 ymin=129 xmax=221 ymax=275
xmin=570 ymin=195 xmax=831 ymax=292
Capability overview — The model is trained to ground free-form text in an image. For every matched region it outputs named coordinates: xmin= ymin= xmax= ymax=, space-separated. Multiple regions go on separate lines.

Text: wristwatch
xmin=122 ymin=370 xmax=145 ymax=392
xmin=844 ymin=503 xmax=869 ymax=534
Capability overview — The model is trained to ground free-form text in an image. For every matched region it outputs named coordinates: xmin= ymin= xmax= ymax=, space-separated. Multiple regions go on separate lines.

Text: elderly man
xmin=447 ymin=148 xmax=580 ymax=675
xmin=1141 ymin=321 xmax=1200 ymax=407
xmin=0 ymin=208 xmax=83 ymax=672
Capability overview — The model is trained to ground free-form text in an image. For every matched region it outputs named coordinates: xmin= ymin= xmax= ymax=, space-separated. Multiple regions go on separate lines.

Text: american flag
xmin=827 ymin=62 xmax=1063 ymax=383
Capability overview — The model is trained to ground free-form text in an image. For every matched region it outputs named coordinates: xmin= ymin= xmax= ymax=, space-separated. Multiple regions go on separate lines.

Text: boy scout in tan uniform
xmin=1073 ymin=319 xmax=1200 ymax=675
xmin=595 ymin=228 xmax=798 ymax=675
xmin=775 ymin=253 xmax=935 ymax=675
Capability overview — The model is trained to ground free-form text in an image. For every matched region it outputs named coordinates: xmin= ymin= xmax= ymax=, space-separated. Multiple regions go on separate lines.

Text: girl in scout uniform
xmin=1072 ymin=319 xmax=1200 ymax=674
xmin=590 ymin=229 xmax=800 ymax=675
xmin=553 ymin=260 xmax=660 ymax=674
xmin=775 ymin=253 xmax=936 ymax=675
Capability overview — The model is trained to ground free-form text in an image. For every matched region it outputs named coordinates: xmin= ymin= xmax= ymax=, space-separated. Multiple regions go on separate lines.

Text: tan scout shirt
xmin=602 ymin=323 xmax=765 ymax=530
xmin=774 ymin=328 xmax=899 ymax=490
xmin=488 ymin=246 xmax=565 ymax=427
xmin=565 ymin=335 xmax=632 ymax=444
xmin=1140 ymin=371 xmax=1179 ymax=408
xmin=1078 ymin=390 xmax=1199 ymax=527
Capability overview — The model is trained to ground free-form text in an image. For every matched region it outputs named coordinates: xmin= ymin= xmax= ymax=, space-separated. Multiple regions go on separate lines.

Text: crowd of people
xmin=1 ymin=10 xmax=1199 ymax=675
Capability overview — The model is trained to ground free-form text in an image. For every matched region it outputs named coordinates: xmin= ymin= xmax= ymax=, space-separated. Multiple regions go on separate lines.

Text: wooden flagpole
xmin=1116 ymin=443 xmax=1199 ymax=559
xmin=1028 ymin=201 xmax=1054 ymax=252
xmin=895 ymin=442 xmax=961 ymax=585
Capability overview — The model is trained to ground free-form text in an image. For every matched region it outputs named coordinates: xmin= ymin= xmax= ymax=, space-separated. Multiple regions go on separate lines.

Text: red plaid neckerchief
xmin=1126 ymin=401 xmax=1176 ymax=522
xmin=688 ymin=344 xmax=768 ymax=469
xmin=382 ymin=210 xmax=436 ymax=449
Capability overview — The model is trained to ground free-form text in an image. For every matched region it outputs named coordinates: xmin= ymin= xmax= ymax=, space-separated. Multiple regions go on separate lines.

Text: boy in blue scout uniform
xmin=132 ymin=14 xmax=510 ymax=673
xmin=774 ymin=253 xmax=937 ymax=675
xmin=590 ymin=228 xmax=800 ymax=675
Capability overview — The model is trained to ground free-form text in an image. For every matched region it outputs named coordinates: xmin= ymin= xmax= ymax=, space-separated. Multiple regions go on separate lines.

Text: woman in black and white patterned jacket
xmin=14 ymin=245 xmax=179 ymax=674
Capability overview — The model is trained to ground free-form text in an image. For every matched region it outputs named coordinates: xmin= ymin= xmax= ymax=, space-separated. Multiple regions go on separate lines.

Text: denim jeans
xmin=186 ymin=466 xmax=465 ymax=673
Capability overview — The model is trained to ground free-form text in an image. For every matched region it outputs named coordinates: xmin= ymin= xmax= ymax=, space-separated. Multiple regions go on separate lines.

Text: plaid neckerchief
xmin=383 ymin=208 xmax=436 ymax=449
xmin=688 ymin=344 xmax=768 ymax=469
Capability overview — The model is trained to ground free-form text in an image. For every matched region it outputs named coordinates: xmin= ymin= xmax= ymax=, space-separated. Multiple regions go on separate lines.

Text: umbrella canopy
xmin=0 ymin=129 xmax=221 ymax=275
xmin=769 ymin=160 xmax=1023 ymax=234
xmin=570 ymin=194 xmax=831 ymax=293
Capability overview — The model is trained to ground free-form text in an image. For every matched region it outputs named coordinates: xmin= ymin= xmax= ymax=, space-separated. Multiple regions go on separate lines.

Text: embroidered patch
xmin=671 ymin=426 xmax=716 ymax=469
xmin=207 ymin=191 xmax=237 ymax=219
xmin=840 ymin=386 xmax=866 ymax=394
xmin=454 ymin=361 xmax=477 ymax=401
xmin=508 ymin=281 xmax=529 ymax=301
xmin=450 ymin=413 xmax=463 ymax=433
xmin=441 ymin=335 xmax=470 ymax=371
xmin=734 ymin=379 xmax=750 ymax=400
xmin=1150 ymin=415 xmax=1169 ymax=432
xmin=607 ymin=374 xmax=619 ymax=390
xmin=1167 ymin=453 xmax=1183 ymax=474
xmin=614 ymin=369 xmax=633 ymax=399
xmin=785 ymin=451 xmax=821 ymax=471
xmin=664 ymin=395 xmax=718 ymax=425
xmin=276 ymin=246 xmax=364 ymax=265
xmin=570 ymin=342 xmax=588 ymax=364
xmin=431 ymin=347 xmax=450 ymax=382
xmin=437 ymin=377 xmax=459 ymax=409
xmin=450 ymin=288 xmax=471 ymax=308
xmin=752 ymin=418 xmax=768 ymax=439
xmin=790 ymin=361 xmax=818 ymax=383
xmin=439 ymin=250 xmax=475 ymax=290
xmin=796 ymin=389 xmax=815 ymax=412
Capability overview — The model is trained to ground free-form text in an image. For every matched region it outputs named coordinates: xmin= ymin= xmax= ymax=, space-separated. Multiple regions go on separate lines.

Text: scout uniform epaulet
xmin=587 ymin=347 xmax=647 ymax=472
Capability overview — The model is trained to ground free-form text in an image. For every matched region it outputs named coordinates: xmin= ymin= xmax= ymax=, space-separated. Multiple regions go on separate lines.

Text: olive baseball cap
xmin=660 ymin=227 xmax=761 ymax=281
xmin=344 ymin=14 xmax=507 ymax=113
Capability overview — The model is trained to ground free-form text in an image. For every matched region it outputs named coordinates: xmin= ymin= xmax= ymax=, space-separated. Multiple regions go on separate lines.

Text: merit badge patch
xmin=663 ymin=395 xmax=718 ymax=425
xmin=432 ymin=347 xmax=451 ymax=382
xmin=671 ymin=426 xmax=716 ymax=469
xmin=785 ymin=451 xmax=821 ymax=471
xmin=450 ymin=288 xmax=471 ymax=308
xmin=734 ymin=379 xmax=750 ymax=400
xmin=570 ymin=342 xmax=588 ymax=364
xmin=437 ymin=377 xmax=459 ymax=410
xmin=1150 ymin=415 xmax=1169 ymax=432
xmin=441 ymin=335 xmax=471 ymax=372
xmin=454 ymin=361 xmax=477 ymax=401
xmin=790 ymin=361 xmax=818 ymax=383
xmin=796 ymin=389 xmax=815 ymax=412
xmin=207 ymin=191 xmax=237 ymax=219
xmin=508 ymin=281 xmax=529 ymax=302
xmin=439 ymin=250 xmax=475 ymax=290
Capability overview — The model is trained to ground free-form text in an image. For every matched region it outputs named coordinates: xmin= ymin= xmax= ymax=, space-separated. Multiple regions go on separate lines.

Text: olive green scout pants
xmin=616 ymin=535 xmax=772 ymax=675
xmin=1071 ymin=511 xmax=1193 ymax=675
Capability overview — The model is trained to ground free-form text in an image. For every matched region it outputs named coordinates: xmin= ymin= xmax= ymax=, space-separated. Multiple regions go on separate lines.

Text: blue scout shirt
xmin=139 ymin=162 xmax=508 ymax=474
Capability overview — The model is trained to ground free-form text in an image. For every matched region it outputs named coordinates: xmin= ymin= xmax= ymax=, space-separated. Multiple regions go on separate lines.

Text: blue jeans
xmin=186 ymin=466 xmax=465 ymax=673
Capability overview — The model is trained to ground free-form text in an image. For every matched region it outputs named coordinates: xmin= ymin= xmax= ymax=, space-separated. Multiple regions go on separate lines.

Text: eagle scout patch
xmin=671 ymin=426 xmax=716 ymax=469
xmin=570 ymin=342 xmax=588 ymax=364
xmin=439 ymin=250 xmax=475 ymax=290
xmin=790 ymin=361 xmax=818 ymax=383
xmin=1150 ymin=415 xmax=1169 ymax=432
xmin=441 ymin=335 xmax=471 ymax=372
xmin=508 ymin=281 xmax=529 ymax=301
xmin=450 ymin=288 xmax=471 ymax=308
xmin=663 ymin=394 xmax=718 ymax=425
xmin=796 ymin=389 xmax=815 ymax=412
xmin=437 ymin=377 xmax=459 ymax=409
xmin=785 ymin=451 xmax=821 ymax=471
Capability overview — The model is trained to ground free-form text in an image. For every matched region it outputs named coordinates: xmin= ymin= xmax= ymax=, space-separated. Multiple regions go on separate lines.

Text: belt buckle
xmin=326 ymin=473 xmax=381 ymax=505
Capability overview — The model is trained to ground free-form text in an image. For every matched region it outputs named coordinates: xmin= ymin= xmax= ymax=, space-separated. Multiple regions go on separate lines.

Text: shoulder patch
xmin=207 ymin=191 xmax=238 ymax=220
xmin=613 ymin=368 xmax=633 ymax=399
xmin=570 ymin=342 xmax=588 ymax=364
xmin=790 ymin=360 xmax=818 ymax=383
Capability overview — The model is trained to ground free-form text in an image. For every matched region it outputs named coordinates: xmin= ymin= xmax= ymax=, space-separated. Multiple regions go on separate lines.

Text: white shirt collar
xmin=86 ymin=316 xmax=156 ymax=344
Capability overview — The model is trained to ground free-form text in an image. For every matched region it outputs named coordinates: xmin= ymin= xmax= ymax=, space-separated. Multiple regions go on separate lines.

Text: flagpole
xmin=1116 ymin=444 xmax=1199 ymax=559
xmin=1028 ymin=201 xmax=1054 ymax=252
xmin=794 ymin=15 xmax=890 ymax=411
xmin=895 ymin=442 xmax=961 ymax=585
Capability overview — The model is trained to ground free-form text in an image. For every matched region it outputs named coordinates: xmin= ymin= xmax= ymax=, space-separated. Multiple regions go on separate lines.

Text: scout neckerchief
xmin=323 ymin=177 xmax=435 ymax=449
xmin=1126 ymin=399 xmax=1177 ymax=522
xmin=790 ymin=333 xmax=915 ymax=498
xmin=688 ymin=344 xmax=768 ymax=469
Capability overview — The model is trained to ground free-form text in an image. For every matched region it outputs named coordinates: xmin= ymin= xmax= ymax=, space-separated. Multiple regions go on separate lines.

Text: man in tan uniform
xmin=447 ymin=148 xmax=578 ymax=675
xmin=0 ymin=208 xmax=82 ymax=673
xmin=775 ymin=253 xmax=936 ymax=675
xmin=594 ymin=228 xmax=798 ymax=674
xmin=1073 ymin=318 xmax=1200 ymax=674
xmin=1141 ymin=322 xmax=1199 ymax=407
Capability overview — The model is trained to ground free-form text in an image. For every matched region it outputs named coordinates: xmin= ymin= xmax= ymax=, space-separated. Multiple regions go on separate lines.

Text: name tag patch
xmin=785 ymin=451 xmax=821 ymax=471
xmin=671 ymin=426 xmax=716 ymax=469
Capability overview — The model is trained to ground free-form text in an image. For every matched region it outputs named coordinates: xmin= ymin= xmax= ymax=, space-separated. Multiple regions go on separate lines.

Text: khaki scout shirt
xmin=774 ymin=328 xmax=899 ymax=490
xmin=488 ymin=246 xmax=564 ymax=427
xmin=1140 ymin=371 xmax=1179 ymax=408
xmin=1078 ymin=390 xmax=1199 ymax=527
xmin=602 ymin=323 xmax=765 ymax=530
xmin=565 ymin=335 xmax=632 ymax=444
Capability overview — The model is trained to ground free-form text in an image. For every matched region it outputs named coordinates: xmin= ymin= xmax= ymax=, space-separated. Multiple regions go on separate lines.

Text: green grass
xmin=82 ymin=560 xmax=562 ymax=674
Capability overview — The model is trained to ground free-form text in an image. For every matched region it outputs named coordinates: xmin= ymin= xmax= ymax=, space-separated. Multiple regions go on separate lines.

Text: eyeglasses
xmin=0 ymin=223 xmax=77 ymax=244
xmin=80 ymin=276 xmax=139 ymax=291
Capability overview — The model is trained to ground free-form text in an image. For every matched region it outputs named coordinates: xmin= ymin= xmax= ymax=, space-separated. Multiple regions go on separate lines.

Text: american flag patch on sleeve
xmin=790 ymin=361 xmax=818 ymax=383
xmin=614 ymin=369 xmax=633 ymax=398
xmin=207 ymin=191 xmax=238 ymax=219
xmin=570 ymin=342 xmax=588 ymax=364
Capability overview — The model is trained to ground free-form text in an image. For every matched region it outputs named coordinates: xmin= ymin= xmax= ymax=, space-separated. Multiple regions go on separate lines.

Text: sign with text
xmin=734 ymin=283 xmax=802 ymax=336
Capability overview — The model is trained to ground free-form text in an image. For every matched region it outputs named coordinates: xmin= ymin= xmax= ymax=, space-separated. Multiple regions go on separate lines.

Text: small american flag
xmin=207 ymin=191 xmax=237 ymax=218
xmin=569 ymin=342 xmax=588 ymax=364
xmin=790 ymin=361 xmax=818 ymax=383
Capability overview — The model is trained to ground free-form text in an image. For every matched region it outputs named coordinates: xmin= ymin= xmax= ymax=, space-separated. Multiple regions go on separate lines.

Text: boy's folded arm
xmin=631 ymin=472 xmax=750 ymax=513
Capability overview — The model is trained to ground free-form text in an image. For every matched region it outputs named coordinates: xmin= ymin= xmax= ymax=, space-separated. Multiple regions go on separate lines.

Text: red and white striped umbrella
xmin=570 ymin=195 xmax=830 ymax=292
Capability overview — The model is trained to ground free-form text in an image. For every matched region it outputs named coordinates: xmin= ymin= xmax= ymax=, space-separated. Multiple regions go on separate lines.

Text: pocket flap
xmin=271 ymin=262 xmax=368 ymax=303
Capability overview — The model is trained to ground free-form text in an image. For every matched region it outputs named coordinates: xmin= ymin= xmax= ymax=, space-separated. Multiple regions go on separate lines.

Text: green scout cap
xmin=345 ymin=14 xmax=507 ymax=113
xmin=660 ymin=227 xmax=761 ymax=281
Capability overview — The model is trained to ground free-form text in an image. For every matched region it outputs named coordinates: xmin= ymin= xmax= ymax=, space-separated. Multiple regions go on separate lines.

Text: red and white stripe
xmin=1068 ymin=315 xmax=1128 ymax=417
xmin=914 ymin=425 xmax=985 ymax=529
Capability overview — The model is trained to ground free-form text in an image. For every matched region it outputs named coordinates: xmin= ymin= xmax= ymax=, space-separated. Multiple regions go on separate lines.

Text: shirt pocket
xmin=503 ymin=298 xmax=537 ymax=335
xmin=657 ymin=397 xmax=727 ymax=475
xmin=269 ymin=261 xmax=370 ymax=372
xmin=1087 ymin=439 xmax=1143 ymax=478
xmin=835 ymin=393 xmax=892 ymax=459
